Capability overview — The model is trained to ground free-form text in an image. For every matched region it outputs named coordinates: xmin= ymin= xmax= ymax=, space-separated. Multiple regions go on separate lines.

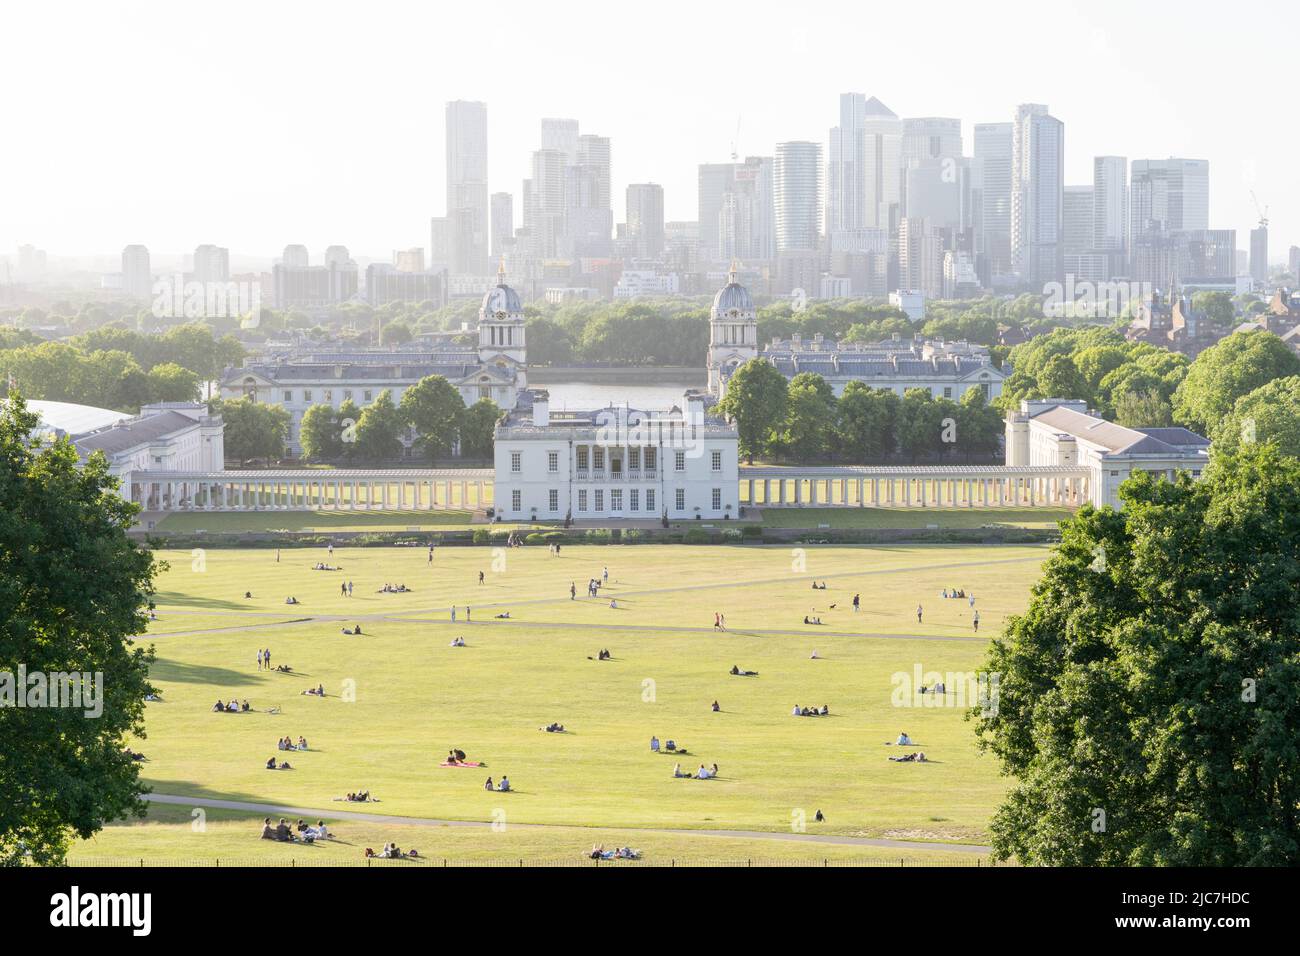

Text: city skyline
xmin=3 ymin=0 xmax=1296 ymax=261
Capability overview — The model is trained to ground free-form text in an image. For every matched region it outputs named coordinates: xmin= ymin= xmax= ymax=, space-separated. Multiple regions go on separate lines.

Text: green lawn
xmin=758 ymin=507 xmax=1072 ymax=530
xmin=86 ymin=543 xmax=1051 ymax=863
xmin=70 ymin=804 xmax=995 ymax=866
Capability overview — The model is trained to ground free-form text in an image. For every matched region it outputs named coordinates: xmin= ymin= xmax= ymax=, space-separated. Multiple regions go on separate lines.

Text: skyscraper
xmin=973 ymin=122 xmax=1014 ymax=280
xmin=192 ymin=244 xmax=229 ymax=284
xmin=698 ymin=163 xmax=737 ymax=265
xmin=569 ymin=133 xmax=613 ymax=256
xmin=1129 ymin=158 xmax=1210 ymax=237
xmin=773 ymin=141 xmax=822 ymax=253
xmin=121 ymin=244 xmax=152 ymax=299
xmin=1010 ymin=104 xmax=1064 ymax=288
xmin=1063 ymin=186 xmax=1095 ymax=259
xmin=862 ymin=97 xmax=902 ymax=230
xmin=1251 ymin=226 xmax=1269 ymax=284
xmin=625 ymin=183 xmax=665 ymax=259
xmin=446 ymin=100 xmax=489 ymax=274
xmin=1092 ymin=156 xmax=1128 ymax=254
xmin=490 ymin=192 xmax=514 ymax=258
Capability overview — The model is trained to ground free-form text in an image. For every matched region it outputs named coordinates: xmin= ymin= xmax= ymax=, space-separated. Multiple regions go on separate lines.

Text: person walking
xmin=853 ymin=593 xmax=860 ymax=612
xmin=347 ymin=580 xmax=353 ymax=597
xmin=973 ymin=609 xmax=980 ymax=633
xmin=479 ymin=570 xmax=485 ymax=585
xmin=257 ymin=648 xmax=263 ymax=671
xmin=450 ymin=606 xmax=456 ymax=622
xmin=916 ymin=605 xmax=923 ymax=624
xmin=570 ymin=582 xmax=576 ymax=600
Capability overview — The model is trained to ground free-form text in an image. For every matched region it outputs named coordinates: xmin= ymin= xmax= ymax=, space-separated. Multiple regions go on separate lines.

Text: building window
xmin=343 ymin=390 xmax=353 ymax=401
xmin=646 ymin=489 xmax=655 ymax=512
xmin=711 ymin=450 xmax=722 ymax=471
xmin=364 ymin=390 xmax=373 ymax=402
xmin=712 ymin=487 xmax=722 ymax=510
xmin=630 ymin=489 xmax=639 ymax=511
xmin=548 ymin=451 xmax=558 ymax=472
xmin=611 ymin=490 xmax=623 ymax=510
xmin=594 ymin=490 xmax=604 ymax=511
xmin=511 ymin=490 xmax=521 ymax=511
xmin=511 ymin=452 xmax=521 ymax=473
xmin=611 ymin=457 xmax=622 ymax=477
xmin=578 ymin=490 xmax=588 ymax=511
xmin=303 ymin=390 xmax=313 ymax=402
xmin=629 ymin=447 xmax=640 ymax=469
xmin=283 ymin=391 xmax=293 ymax=403
xmin=593 ymin=446 xmax=605 ymax=470
xmin=576 ymin=446 xmax=589 ymax=470
xmin=645 ymin=448 xmax=656 ymax=470
xmin=675 ymin=451 xmax=686 ymax=471
xmin=324 ymin=389 xmax=333 ymax=402
xmin=675 ymin=488 xmax=685 ymax=511
xmin=549 ymin=490 xmax=558 ymax=512
xmin=943 ymin=387 xmax=952 ymax=399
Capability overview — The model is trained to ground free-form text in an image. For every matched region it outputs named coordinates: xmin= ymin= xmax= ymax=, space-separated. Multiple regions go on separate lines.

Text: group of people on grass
xmin=302 ymin=684 xmax=326 ymax=697
xmin=260 ymin=817 xmax=331 ymax=842
xmin=589 ymin=845 xmax=639 ymax=860
xmin=649 ymin=736 xmax=686 ymax=754
xmin=673 ymin=763 xmax=718 ymax=779
xmin=484 ymin=776 xmax=511 ymax=792
xmin=793 ymin=704 xmax=830 ymax=717
xmin=277 ymin=735 xmax=309 ymax=751
xmin=212 ymin=698 xmax=249 ymax=713
xmin=377 ymin=583 xmax=410 ymax=593
xmin=541 ymin=722 xmax=565 ymax=733
xmin=265 ymin=757 xmax=292 ymax=770
xmin=368 ymin=843 xmax=419 ymax=859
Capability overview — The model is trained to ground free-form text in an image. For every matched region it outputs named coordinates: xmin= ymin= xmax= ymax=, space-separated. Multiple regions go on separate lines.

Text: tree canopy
xmin=0 ymin=395 xmax=157 ymax=865
xmin=974 ymin=446 xmax=1300 ymax=865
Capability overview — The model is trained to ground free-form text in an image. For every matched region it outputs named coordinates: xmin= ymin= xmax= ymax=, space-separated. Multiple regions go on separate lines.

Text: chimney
xmin=531 ymin=390 xmax=550 ymax=428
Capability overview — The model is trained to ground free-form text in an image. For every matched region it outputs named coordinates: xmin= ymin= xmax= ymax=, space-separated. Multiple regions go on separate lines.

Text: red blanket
xmin=439 ymin=761 xmax=485 ymax=768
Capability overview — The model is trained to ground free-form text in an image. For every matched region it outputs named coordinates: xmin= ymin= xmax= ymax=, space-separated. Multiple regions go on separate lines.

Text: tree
xmin=145 ymin=362 xmax=200 ymax=404
xmin=1172 ymin=330 xmax=1300 ymax=433
xmin=399 ymin=376 xmax=463 ymax=461
xmin=459 ymin=398 xmax=499 ymax=460
xmin=210 ymin=397 xmax=289 ymax=464
xmin=896 ymin=388 xmax=945 ymax=462
xmin=354 ymin=389 xmax=406 ymax=462
xmin=717 ymin=359 xmax=788 ymax=463
xmin=1191 ymin=290 xmax=1235 ymax=327
xmin=1113 ymin=388 xmax=1173 ymax=428
xmin=379 ymin=320 xmax=413 ymax=346
xmin=298 ymin=403 xmax=343 ymax=462
xmin=955 ymin=387 xmax=1003 ymax=460
xmin=836 ymin=382 xmax=898 ymax=463
xmin=973 ymin=446 xmax=1300 ymax=865
xmin=1213 ymin=375 xmax=1300 ymax=458
xmin=777 ymin=373 xmax=837 ymax=462
xmin=0 ymin=395 xmax=157 ymax=865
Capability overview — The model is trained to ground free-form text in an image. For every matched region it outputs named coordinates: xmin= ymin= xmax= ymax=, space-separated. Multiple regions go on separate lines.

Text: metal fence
xmin=67 ymin=856 xmax=1006 ymax=868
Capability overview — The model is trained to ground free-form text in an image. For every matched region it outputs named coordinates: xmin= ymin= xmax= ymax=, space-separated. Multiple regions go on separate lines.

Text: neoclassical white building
xmin=1006 ymin=398 xmax=1210 ymax=509
xmin=492 ymin=389 xmax=740 ymax=522
xmin=220 ymin=262 xmax=527 ymax=454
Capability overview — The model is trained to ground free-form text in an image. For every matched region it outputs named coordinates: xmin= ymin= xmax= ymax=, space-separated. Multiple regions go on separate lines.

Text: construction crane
xmin=1251 ymin=190 xmax=1269 ymax=230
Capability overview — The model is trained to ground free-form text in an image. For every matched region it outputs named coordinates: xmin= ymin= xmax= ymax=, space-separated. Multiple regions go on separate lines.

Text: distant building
xmin=121 ymin=244 xmax=152 ymax=299
xmin=1005 ymin=398 xmax=1209 ymax=509
xmin=223 ymin=264 xmax=526 ymax=453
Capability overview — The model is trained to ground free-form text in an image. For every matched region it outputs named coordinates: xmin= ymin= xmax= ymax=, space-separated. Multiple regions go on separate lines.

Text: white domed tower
xmin=708 ymin=260 xmax=758 ymax=397
xmin=478 ymin=259 xmax=527 ymax=376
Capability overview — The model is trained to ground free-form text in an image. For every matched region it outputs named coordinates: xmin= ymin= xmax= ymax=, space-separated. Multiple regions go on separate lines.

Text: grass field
xmin=80 ymin=542 xmax=1051 ymax=864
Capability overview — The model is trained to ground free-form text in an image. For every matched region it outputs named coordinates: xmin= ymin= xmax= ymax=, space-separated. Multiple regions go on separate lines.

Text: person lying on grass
xmin=302 ymin=684 xmax=326 ymax=696
xmin=730 ymin=665 xmax=757 ymax=676
xmin=542 ymin=722 xmax=565 ymax=732
xmin=889 ymin=751 xmax=928 ymax=763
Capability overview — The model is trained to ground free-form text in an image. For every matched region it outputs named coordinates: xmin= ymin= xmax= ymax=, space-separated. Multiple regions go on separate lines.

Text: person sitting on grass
xmin=212 ymin=699 xmax=225 ymax=712
xmin=495 ymin=611 xmax=511 ymax=619
xmin=896 ymin=731 xmax=913 ymax=746
xmin=711 ymin=700 xmax=720 ymax=712
xmin=241 ymin=699 xmax=250 ymax=711
xmin=820 ymin=704 xmax=829 ymax=716
xmin=672 ymin=763 xmax=688 ymax=778
xmin=696 ymin=764 xmax=712 ymax=779
xmin=297 ymin=736 xmax=308 ymax=750
xmin=497 ymin=775 xmax=511 ymax=792
xmin=260 ymin=817 xmax=275 ymax=839
xmin=450 ymin=636 xmax=465 ymax=647
xmin=650 ymin=736 xmax=660 ymax=752
xmin=484 ymin=777 xmax=494 ymax=790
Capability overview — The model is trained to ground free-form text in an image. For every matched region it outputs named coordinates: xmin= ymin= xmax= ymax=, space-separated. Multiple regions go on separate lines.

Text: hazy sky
xmin=4 ymin=0 xmax=1296 ymax=263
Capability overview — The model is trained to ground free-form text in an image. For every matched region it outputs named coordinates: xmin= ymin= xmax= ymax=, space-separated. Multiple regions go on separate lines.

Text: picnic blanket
xmin=439 ymin=760 xmax=486 ymax=768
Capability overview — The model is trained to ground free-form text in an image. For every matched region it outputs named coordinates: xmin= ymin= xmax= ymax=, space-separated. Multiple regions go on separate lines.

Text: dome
xmin=480 ymin=282 xmax=522 ymax=317
xmin=713 ymin=280 xmax=753 ymax=314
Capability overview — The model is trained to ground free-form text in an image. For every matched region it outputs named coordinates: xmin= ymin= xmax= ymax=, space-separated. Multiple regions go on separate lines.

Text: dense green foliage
xmin=0 ymin=395 xmax=157 ymax=865
xmin=975 ymin=446 xmax=1300 ymax=865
